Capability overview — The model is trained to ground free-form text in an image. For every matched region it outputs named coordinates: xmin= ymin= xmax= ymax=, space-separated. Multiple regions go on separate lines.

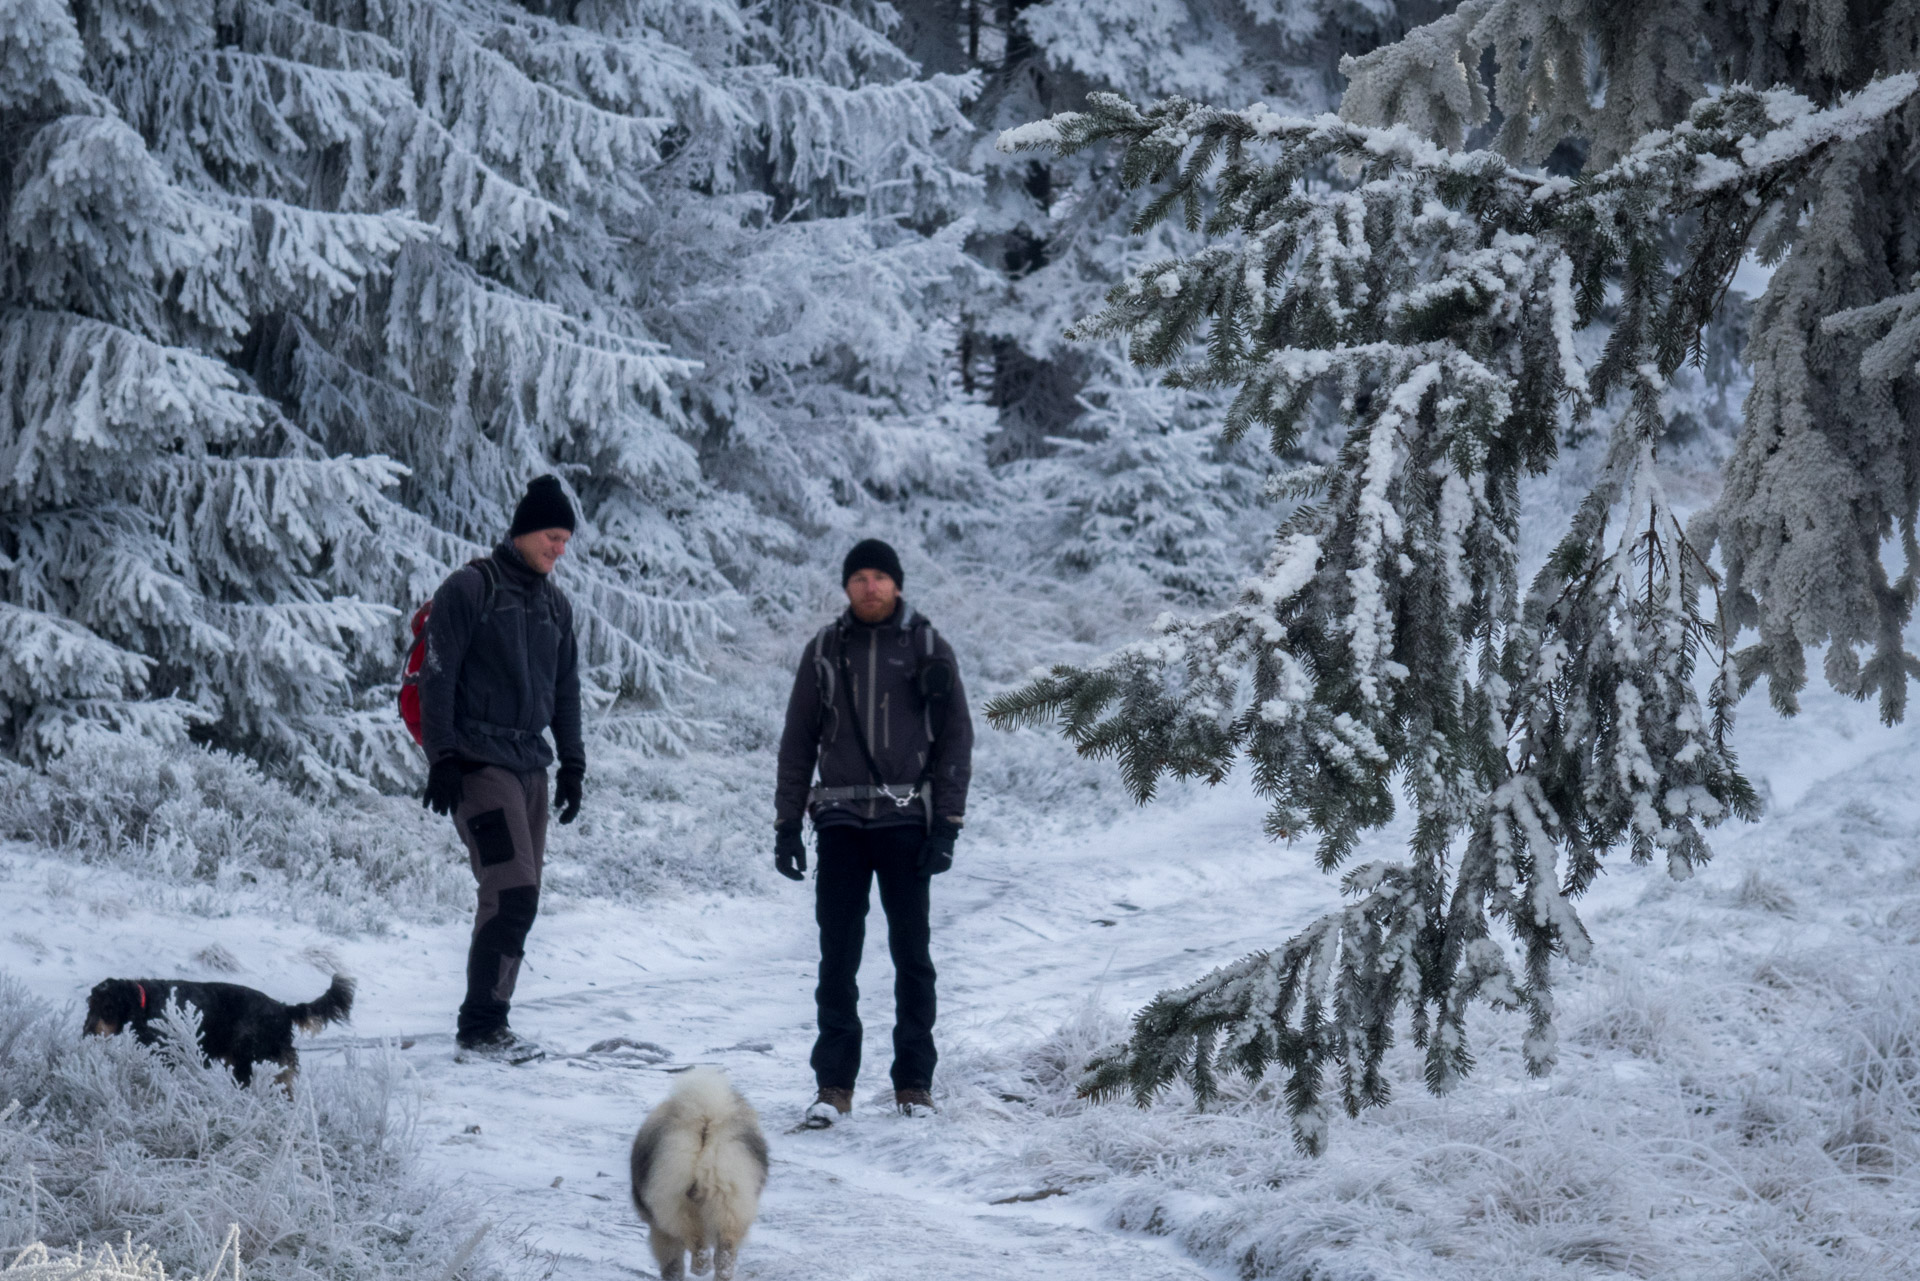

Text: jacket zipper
xmin=867 ymin=628 xmax=878 ymax=816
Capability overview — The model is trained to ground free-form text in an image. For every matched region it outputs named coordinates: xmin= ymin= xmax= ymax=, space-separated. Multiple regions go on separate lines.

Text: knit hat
xmin=842 ymin=538 xmax=904 ymax=588
xmin=508 ymin=475 xmax=576 ymax=537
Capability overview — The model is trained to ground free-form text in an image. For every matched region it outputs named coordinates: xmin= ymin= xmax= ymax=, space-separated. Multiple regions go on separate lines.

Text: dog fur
xmin=629 ymin=1067 xmax=769 ymax=1281
xmin=84 ymin=974 xmax=355 ymax=1089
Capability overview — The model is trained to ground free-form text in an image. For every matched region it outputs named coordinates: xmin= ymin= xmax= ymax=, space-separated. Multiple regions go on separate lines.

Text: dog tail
xmin=677 ymin=1068 xmax=769 ymax=1236
xmin=288 ymin=975 xmax=355 ymax=1033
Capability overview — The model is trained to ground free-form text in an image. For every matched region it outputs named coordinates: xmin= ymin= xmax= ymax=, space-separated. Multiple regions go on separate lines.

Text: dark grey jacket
xmin=420 ymin=543 xmax=584 ymax=775
xmin=776 ymin=601 xmax=972 ymax=829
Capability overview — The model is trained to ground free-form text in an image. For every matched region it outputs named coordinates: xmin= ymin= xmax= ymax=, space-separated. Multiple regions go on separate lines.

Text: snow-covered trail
xmin=5 ymin=776 xmax=1335 ymax=1280
xmin=378 ymin=777 xmax=1333 ymax=1280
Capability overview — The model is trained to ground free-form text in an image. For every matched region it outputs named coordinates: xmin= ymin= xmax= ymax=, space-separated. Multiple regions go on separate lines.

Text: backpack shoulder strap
xmin=467 ymin=556 xmax=500 ymax=615
xmin=907 ymin=612 xmax=952 ymax=748
xmin=811 ymin=622 xmax=841 ymax=744
xmin=812 ymin=621 xmax=843 ymax=667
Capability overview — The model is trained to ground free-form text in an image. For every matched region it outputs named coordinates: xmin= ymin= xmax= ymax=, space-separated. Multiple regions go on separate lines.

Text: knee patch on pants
xmin=477 ymin=884 xmax=540 ymax=955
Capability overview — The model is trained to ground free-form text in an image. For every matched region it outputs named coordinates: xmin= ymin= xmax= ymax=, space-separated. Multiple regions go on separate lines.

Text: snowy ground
xmin=4 ymin=776 xmax=1298 ymax=1280
xmin=5 ymin=679 xmax=1919 ymax=1280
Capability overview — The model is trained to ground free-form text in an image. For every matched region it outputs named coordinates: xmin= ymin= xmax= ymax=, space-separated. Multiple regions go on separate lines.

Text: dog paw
xmin=689 ymin=1246 xmax=712 ymax=1276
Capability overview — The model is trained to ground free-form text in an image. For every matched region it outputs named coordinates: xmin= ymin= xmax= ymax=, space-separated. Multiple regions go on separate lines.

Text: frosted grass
xmin=0 ymin=747 xmax=469 ymax=935
xmin=0 ymin=982 xmax=508 ymax=1281
xmin=922 ymin=736 xmax=1920 ymax=1281
xmin=1 ymin=1234 xmax=230 ymax=1281
xmin=906 ymin=955 xmax=1920 ymax=1279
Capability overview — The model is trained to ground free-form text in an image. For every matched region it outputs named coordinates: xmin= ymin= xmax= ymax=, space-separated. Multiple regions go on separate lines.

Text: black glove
xmin=774 ymin=822 xmax=807 ymax=881
xmin=917 ymin=819 xmax=959 ymax=877
xmin=422 ymin=758 xmax=465 ymax=816
xmin=555 ymin=765 xmax=584 ymax=826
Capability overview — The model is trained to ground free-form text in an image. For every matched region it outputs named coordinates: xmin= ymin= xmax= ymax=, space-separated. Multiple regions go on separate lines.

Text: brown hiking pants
xmin=451 ymin=765 xmax=548 ymax=1039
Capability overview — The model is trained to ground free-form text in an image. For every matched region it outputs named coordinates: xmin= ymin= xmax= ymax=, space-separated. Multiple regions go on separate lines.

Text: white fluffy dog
xmin=629 ymin=1067 xmax=769 ymax=1281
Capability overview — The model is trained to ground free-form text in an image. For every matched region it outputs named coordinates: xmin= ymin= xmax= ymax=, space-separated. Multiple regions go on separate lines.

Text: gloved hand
xmin=774 ymin=822 xmax=807 ymax=881
xmin=555 ymin=765 xmax=584 ymax=825
xmin=422 ymin=758 xmax=466 ymax=816
xmin=917 ymin=819 xmax=960 ymax=877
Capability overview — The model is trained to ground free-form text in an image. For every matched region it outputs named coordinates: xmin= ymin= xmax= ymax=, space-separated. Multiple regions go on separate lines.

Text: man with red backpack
xmin=417 ymin=475 xmax=585 ymax=1063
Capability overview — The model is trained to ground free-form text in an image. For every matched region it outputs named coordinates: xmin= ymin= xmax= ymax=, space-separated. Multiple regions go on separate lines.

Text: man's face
xmin=513 ymin=528 xmax=571 ymax=575
xmin=846 ymin=568 xmax=899 ymax=623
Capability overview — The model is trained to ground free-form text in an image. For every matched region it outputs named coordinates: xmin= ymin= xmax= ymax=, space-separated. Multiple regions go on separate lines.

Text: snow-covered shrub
xmin=0 ymin=981 xmax=505 ymax=1281
xmin=1824 ymin=973 xmax=1920 ymax=1175
xmin=0 ymin=744 xmax=467 ymax=931
xmin=1732 ymin=868 xmax=1797 ymax=916
xmin=1017 ymin=1002 xmax=1133 ymax=1113
xmin=1563 ymin=971 xmax=1697 ymax=1062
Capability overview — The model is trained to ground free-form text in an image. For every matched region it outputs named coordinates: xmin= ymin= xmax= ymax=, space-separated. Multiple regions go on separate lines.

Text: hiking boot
xmin=894 ymin=1088 xmax=936 ymax=1117
xmin=803 ymin=1087 xmax=853 ymax=1128
xmin=456 ymin=1026 xmax=546 ymax=1065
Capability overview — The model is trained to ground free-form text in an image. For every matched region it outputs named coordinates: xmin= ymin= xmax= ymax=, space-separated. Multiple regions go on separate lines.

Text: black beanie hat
xmin=508 ymin=475 xmax=576 ymax=537
xmin=842 ymin=538 xmax=903 ymax=588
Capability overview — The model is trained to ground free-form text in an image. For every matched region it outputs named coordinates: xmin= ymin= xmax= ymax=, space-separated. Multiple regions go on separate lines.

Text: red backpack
xmin=399 ymin=558 xmax=500 ymax=747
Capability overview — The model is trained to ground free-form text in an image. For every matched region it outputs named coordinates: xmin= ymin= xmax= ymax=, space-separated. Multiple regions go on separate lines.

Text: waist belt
xmin=462 ymin=716 xmax=544 ymax=743
xmin=810 ymin=783 xmax=926 ymax=810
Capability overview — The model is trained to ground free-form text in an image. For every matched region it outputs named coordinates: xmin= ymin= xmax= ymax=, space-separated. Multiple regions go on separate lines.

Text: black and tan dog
xmin=84 ymin=975 xmax=355 ymax=1088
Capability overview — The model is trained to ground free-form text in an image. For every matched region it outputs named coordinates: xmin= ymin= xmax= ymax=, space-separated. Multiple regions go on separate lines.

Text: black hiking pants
xmin=451 ymin=765 xmax=548 ymax=1041
xmin=810 ymin=824 xmax=937 ymax=1091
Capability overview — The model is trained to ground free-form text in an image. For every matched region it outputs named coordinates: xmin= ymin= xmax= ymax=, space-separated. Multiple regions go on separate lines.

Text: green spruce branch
xmin=988 ymin=79 xmax=1913 ymax=1153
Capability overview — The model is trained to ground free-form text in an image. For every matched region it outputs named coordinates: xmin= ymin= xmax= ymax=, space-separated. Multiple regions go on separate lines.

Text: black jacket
xmin=420 ymin=542 xmax=584 ymax=775
xmin=776 ymin=601 xmax=972 ymax=829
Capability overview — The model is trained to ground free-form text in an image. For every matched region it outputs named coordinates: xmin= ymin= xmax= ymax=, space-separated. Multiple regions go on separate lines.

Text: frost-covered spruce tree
xmin=992 ymin=70 xmax=1918 ymax=1151
xmin=3 ymin=0 xmax=978 ymax=786
xmin=1 ymin=0 xmax=419 ymax=782
xmin=616 ymin=1 xmax=985 ymax=590
xmin=1338 ymin=1 xmax=1920 ymax=721
xmin=905 ymin=0 xmax=1425 ymax=598
xmin=239 ymin=0 xmax=978 ymax=770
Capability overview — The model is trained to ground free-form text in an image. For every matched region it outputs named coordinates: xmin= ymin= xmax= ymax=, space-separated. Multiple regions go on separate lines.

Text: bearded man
xmin=773 ymin=539 xmax=973 ymax=1125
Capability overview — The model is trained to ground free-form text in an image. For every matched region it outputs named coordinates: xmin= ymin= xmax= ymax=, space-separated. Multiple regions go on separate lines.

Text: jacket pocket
xmin=466 ymin=809 xmax=517 ymax=867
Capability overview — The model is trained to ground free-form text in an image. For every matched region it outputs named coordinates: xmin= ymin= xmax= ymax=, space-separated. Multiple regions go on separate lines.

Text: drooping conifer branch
xmin=991 ymin=79 xmax=1914 ymax=1152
